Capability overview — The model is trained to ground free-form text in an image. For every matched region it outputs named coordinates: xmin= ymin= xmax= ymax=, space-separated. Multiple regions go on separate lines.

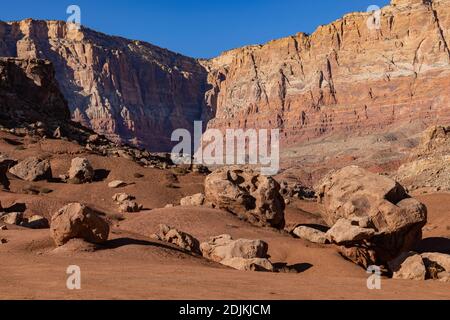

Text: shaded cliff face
xmin=0 ymin=19 xmax=208 ymax=151
xmin=0 ymin=57 xmax=70 ymax=126
xmin=203 ymin=0 xmax=450 ymax=145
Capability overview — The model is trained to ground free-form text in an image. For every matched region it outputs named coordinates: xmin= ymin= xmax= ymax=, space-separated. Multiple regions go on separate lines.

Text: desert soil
xmin=0 ymin=132 xmax=449 ymax=300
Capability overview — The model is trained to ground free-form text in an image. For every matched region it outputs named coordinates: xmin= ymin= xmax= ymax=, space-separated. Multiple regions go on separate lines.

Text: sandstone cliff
xmin=1 ymin=0 xmax=449 ymax=151
xmin=203 ymin=0 xmax=450 ymax=145
xmin=0 ymin=19 xmax=208 ymax=151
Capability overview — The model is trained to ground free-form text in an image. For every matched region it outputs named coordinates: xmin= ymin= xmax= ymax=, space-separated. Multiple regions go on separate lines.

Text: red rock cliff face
xmin=1 ymin=0 xmax=449 ymax=152
xmin=203 ymin=0 xmax=450 ymax=145
xmin=0 ymin=19 xmax=208 ymax=151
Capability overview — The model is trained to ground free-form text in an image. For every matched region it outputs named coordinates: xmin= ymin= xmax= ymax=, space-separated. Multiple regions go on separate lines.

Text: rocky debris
xmin=108 ymin=180 xmax=127 ymax=188
xmin=389 ymin=252 xmax=450 ymax=282
xmin=112 ymin=193 xmax=134 ymax=203
xmin=68 ymin=157 xmax=94 ymax=184
xmin=21 ymin=215 xmax=49 ymax=229
xmin=119 ymin=201 xmax=143 ymax=213
xmin=0 ymin=212 xmax=23 ymax=225
xmin=191 ymin=164 xmax=210 ymax=175
xmin=205 ymin=167 xmax=285 ymax=229
xmin=112 ymin=193 xmax=142 ymax=213
xmin=180 ymin=193 xmax=205 ymax=207
xmin=293 ymin=226 xmax=328 ymax=244
xmin=9 ymin=157 xmax=52 ymax=182
xmin=153 ymin=224 xmax=201 ymax=255
xmin=412 ymin=125 xmax=450 ymax=158
xmin=50 ymin=203 xmax=109 ymax=246
xmin=200 ymin=235 xmax=269 ymax=262
xmin=280 ymin=182 xmax=316 ymax=200
xmin=0 ymin=154 xmax=17 ymax=190
xmin=315 ymin=166 xmax=427 ymax=268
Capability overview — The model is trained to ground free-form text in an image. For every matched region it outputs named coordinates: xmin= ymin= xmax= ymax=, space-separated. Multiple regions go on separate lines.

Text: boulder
xmin=205 ymin=167 xmax=285 ymax=229
xmin=180 ymin=193 xmax=205 ymax=207
xmin=68 ymin=158 xmax=94 ymax=184
xmin=315 ymin=166 xmax=427 ymax=268
xmin=200 ymin=234 xmax=268 ymax=262
xmin=153 ymin=224 xmax=201 ymax=254
xmin=220 ymin=257 xmax=274 ymax=272
xmin=50 ymin=203 xmax=109 ymax=246
xmin=421 ymin=252 xmax=450 ymax=281
xmin=9 ymin=157 xmax=52 ymax=182
xmin=293 ymin=226 xmax=328 ymax=244
xmin=389 ymin=252 xmax=426 ymax=281
xmin=200 ymin=235 xmax=273 ymax=272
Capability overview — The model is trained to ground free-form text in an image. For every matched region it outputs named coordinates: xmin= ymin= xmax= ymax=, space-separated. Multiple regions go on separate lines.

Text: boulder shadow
xmin=415 ymin=237 xmax=450 ymax=254
xmin=98 ymin=237 xmax=189 ymax=255
xmin=273 ymin=262 xmax=313 ymax=273
xmin=93 ymin=169 xmax=110 ymax=182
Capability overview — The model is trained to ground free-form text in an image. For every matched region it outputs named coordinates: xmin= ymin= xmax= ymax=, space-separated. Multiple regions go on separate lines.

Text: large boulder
xmin=9 ymin=157 xmax=52 ymax=182
xmin=50 ymin=203 xmax=109 ymax=246
xmin=68 ymin=158 xmax=94 ymax=184
xmin=204 ymin=167 xmax=285 ymax=229
xmin=315 ymin=166 xmax=427 ymax=268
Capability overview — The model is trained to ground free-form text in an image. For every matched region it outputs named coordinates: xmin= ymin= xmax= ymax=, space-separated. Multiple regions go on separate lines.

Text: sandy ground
xmin=0 ymin=132 xmax=449 ymax=300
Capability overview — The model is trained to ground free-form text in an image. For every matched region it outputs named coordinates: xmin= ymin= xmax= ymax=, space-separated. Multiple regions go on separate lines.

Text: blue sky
xmin=1 ymin=0 xmax=390 ymax=58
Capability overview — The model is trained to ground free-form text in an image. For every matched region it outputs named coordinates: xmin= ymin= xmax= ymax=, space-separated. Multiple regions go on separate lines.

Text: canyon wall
xmin=0 ymin=19 xmax=208 ymax=150
xmin=203 ymin=0 xmax=450 ymax=145
xmin=0 ymin=0 xmax=449 ymax=151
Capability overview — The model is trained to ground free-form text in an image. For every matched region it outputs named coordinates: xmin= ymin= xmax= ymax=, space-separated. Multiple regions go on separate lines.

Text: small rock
xmin=180 ymin=193 xmax=205 ymax=207
xmin=0 ymin=238 xmax=7 ymax=244
xmin=165 ymin=204 xmax=174 ymax=208
xmin=0 ymin=225 xmax=7 ymax=230
xmin=68 ymin=158 xmax=94 ymax=184
xmin=293 ymin=226 xmax=328 ymax=244
xmin=108 ymin=180 xmax=127 ymax=188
